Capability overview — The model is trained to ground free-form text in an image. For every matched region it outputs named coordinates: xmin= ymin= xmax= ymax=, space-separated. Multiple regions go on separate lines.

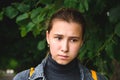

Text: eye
xmin=54 ymin=36 xmax=62 ymax=41
xmin=70 ymin=39 xmax=78 ymax=42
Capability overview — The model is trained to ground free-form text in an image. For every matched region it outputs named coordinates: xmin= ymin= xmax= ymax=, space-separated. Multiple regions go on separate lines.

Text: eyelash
xmin=54 ymin=37 xmax=78 ymax=42
xmin=54 ymin=37 xmax=62 ymax=40
xmin=70 ymin=39 xmax=78 ymax=42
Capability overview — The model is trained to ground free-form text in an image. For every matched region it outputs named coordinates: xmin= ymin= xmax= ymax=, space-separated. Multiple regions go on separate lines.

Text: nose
xmin=61 ymin=40 xmax=69 ymax=53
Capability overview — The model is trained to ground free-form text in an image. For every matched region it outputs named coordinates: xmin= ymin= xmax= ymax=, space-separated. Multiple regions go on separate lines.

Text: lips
xmin=58 ymin=54 xmax=69 ymax=60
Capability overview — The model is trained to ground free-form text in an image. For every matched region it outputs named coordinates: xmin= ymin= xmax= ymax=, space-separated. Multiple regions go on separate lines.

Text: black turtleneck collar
xmin=47 ymin=54 xmax=78 ymax=73
xmin=44 ymin=54 xmax=80 ymax=80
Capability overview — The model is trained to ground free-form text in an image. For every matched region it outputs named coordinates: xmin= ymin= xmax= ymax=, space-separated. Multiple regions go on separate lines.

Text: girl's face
xmin=46 ymin=20 xmax=83 ymax=65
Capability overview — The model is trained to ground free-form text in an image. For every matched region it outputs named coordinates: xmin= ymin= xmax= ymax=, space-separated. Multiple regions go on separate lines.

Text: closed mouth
xmin=58 ymin=54 xmax=69 ymax=60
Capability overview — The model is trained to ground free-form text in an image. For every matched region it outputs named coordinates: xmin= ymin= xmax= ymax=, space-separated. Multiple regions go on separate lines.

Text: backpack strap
xmin=29 ymin=67 xmax=97 ymax=80
xmin=91 ymin=70 xmax=97 ymax=80
xmin=29 ymin=67 xmax=35 ymax=77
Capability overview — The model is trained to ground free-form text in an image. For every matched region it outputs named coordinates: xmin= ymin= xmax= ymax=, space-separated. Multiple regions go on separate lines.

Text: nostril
xmin=61 ymin=49 xmax=68 ymax=53
xmin=61 ymin=40 xmax=69 ymax=52
xmin=61 ymin=46 xmax=69 ymax=53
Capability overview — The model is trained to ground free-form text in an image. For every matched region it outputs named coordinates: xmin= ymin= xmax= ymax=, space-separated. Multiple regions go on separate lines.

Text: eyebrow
xmin=54 ymin=34 xmax=80 ymax=39
xmin=54 ymin=34 xmax=63 ymax=36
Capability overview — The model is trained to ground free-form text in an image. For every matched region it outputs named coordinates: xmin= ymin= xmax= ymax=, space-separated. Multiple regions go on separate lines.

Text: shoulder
xmin=78 ymin=62 xmax=107 ymax=80
xmin=97 ymin=73 xmax=107 ymax=80
xmin=13 ymin=62 xmax=45 ymax=80
xmin=13 ymin=58 xmax=47 ymax=80
xmin=13 ymin=69 xmax=30 ymax=80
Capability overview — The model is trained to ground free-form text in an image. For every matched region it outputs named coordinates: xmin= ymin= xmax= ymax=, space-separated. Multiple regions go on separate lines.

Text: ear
xmin=46 ymin=31 xmax=50 ymax=44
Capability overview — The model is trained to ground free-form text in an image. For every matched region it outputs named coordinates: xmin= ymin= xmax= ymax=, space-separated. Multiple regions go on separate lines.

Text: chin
xmin=57 ymin=61 xmax=70 ymax=65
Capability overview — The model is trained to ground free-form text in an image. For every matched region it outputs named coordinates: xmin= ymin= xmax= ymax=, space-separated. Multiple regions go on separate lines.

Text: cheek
xmin=49 ymin=40 xmax=60 ymax=53
xmin=70 ymin=44 xmax=81 ymax=54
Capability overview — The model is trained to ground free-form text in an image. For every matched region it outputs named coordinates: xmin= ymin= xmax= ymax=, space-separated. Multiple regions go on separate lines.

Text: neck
xmin=44 ymin=54 xmax=80 ymax=80
xmin=46 ymin=54 xmax=78 ymax=74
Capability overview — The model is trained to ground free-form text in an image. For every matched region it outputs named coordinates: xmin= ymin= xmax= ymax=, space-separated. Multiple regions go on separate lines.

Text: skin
xmin=46 ymin=19 xmax=83 ymax=65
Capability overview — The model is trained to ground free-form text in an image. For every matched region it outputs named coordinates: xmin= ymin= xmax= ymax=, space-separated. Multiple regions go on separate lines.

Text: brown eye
xmin=70 ymin=39 xmax=78 ymax=42
xmin=55 ymin=36 xmax=62 ymax=41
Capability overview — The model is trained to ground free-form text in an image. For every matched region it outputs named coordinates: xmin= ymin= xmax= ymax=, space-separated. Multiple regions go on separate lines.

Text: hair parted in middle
xmin=47 ymin=8 xmax=86 ymax=40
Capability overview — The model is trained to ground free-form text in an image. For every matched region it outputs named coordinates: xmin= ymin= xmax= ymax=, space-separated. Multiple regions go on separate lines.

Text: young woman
xmin=13 ymin=8 xmax=106 ymax=80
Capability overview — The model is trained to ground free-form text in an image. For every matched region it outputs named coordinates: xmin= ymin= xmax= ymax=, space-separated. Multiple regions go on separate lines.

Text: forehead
xmin=50 ymin=20 xmax=83 ymax=37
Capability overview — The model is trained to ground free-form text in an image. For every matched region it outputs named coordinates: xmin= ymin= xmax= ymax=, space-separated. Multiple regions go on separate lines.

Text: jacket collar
xmin=29 ymin=57 xmax=86 ymax=80
xmin=29 ymin=57 xmax=47 ymax=80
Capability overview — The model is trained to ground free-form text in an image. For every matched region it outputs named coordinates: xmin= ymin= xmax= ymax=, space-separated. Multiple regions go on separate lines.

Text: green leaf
xmin=0 ymin=11 xmax=4 ymax=21
xmin=38 ymin=14 xmax=45 ymax=22
xmin=32 ymin=24 xmax=45 ymax=37
xmin=16 ymin=13 xmax=29 ymax=23
xmin=17 ymin=3 xmax=30 ymax=12
xmin=109 ymin=6 xmax=120 ymax=23
xmin=105 ymin=43 xmax=114 ymax=59
xmin=54 ymin=0 xmax=64 ymax=8
xmin=31 ymin=7 xmax=46 ymax=24
xmin=20 ymin=22 xmax=35 ymax=37
xmin=9 ymin=59 xmax=18 ymax=69
xmin=115 ymin=23 xmax=120 ymax=37
xmin=12 ymin=3 xmax=30 ymax=13
xmin=84 ymin=0 xmax=88 ymax=11
xmin=30 ymin=7 xmax=41 ymax=19
xmin=64 ymin=0 xmax=78 ymax=8
xmin=79 ymin=45 xmax=87 ymax=60
xmin=79 ymin=3 xmax=85 ymax=13
xmin=26 ymin=22 xmax=35 ymax=32
xmin=4 ymin=6 xmax=18 ymax=19
xmin=86 ymin=39 xmax=94 ymax=51
xmin=37 ymin=40 xmax=46 ymax=50
xmin=88 ymin=51 xmax=94 ymax=59
xmin=32 ymin=27 xmax=41 ymax=37
xmin=40 ymin=0 xmax=53 ymax=4
xmin=20 ymin=26 xmax=27 ymax=37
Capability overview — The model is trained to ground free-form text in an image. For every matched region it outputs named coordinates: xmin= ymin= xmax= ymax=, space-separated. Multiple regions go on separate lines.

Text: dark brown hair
xmin=47 ymin=8 xmax=86 ymax=40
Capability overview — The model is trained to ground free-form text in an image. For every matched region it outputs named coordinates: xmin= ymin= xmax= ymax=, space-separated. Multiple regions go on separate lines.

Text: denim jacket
xmin=13 ymin=57 xmax=106 ymax=80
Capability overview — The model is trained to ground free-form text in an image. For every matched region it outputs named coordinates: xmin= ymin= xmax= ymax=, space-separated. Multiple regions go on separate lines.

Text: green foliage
xmin=0 ymin=11 xmax=3 ymax=21
xmin=40 ymin=0 xmax=53 ymax=4
xmin=105 ymin=41 xmax=114 ymax=59
xmin=30 ymin=7 xmax=42 ymax=23
xmin=16 ymin=13 xmax=29 ymax=24
xmin=1 ymin=0 xmax=120 ymax=79
xmin=8 ymin=59 xmax=18 ymax=69
xmin=64 ymin=0 xmax=78 ymax=8
xmin=79 ymin=0 xmax=88 ymax=12
xmin=109 ymin=6 xmax=120 ymax=23
xmin=4 ymin=6 xmax=18 ymax=19
xmin=115 ymin=23 xmax=120 ymax=37
xmin=12 ymin=3 xmax=30 ymax=13
xmin=37 ymin=39 xmax=46 ymax=50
